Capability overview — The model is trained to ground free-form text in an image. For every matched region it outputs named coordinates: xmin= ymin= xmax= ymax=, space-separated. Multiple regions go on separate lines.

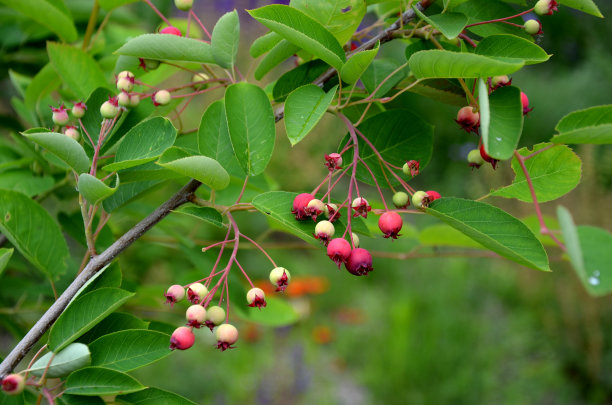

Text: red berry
xmin=186 ymin=305 xmax=206 ymax=328
xmin=215 ymin=324 xmax=239 ymax=351
xmin=164 ymin=284 xmax=185 ymax=307
xmin=378 ymin=211 xmax=403 ymax=239
xmin=246 ymin=287 xmax=267 ymax=309
xmin=292 ymin=193 xmax=314 ymax=220
xmin=521 ymin=92 xmax=533 ymax=115
xmin=479 ymin=143 xmax=499 ymax=169
xmin=1 ymin=374 xmax=25 ymax=396
xmin=327 ymin=238 xmax=351 ymax=268
xmin=426 ymin=190 xmax=441 ymax=201
xmin=324 ymin=153 xmax=343 ymax=171
xmin=345 ymin=248 xmax=373 ymax=276
xmin=456 ymin=106 xmax=480 ymax=134
xmin=169 ymin=326 xmax=195 ymax=350
xmin=160 ymin=26 xmax=182 ymax=36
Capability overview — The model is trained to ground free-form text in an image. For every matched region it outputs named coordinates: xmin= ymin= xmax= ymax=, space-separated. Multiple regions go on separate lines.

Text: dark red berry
xmin=327 ymin=238 xmax=351 ymax=268
xmin=345 ymin=248 xmax=373 ymax=276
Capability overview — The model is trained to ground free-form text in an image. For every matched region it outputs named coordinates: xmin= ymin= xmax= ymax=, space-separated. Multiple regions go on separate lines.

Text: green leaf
xmin=427 ymin=197 xmax=550 ymax=271
xmin=157 ymin=147 xmax=230 ymax=190
xmin=0 ymin=0 xmax=77 ymax=42
xmin=116 ymin=388 xmax=197 ymax=405
xmin=285 ymin=84 xmax=337 ymax=146
xmin=78 ymin=313 xmax=149 ymax=345
xmin=478 ymin=77 xmax=491 ymax=146
xmin=454 ymin=0 xmax=531 ymax=38
xmin=408 ymin=50 xmax=524 ymax=79
xmin=104 ymin=117 xmax=177 ymax=172
xmin=0 ymin=170 xmax=54 ymax=197
xmin=362 ymin=58 xmax=406 ymax=98
xmin=557 ymin=205 xmax=584 ymax=275
xmin=248 ymin=5 xmax=346 ymax=70
xmin=78 ymin=174 xmax=119 ymax=205
xmin=340 ymin=43 xmax=379 ymax=84
xmin=49 ymin=288 xmax=135 ymax=352
xmin=65 ymin=367 xmax=145 ymax=396
xmin=225 ymin=83 xmax=276 ymax=176
xmin=558 ymin=0 xmax=603 ymax=17
xmin=102 ymin=180 xmax=163 ymax=213
xmin=290 ymin=0 xmax=367 ymax=45
xmin=273 ymin=59 xmax=330 ymax=101
xmin=419 ymin=224 xmax=485 ymax=249
xmin=24 ymin=63 xmax=60 ymax=115
xmin=23 ymin=132 xmax=90 ymax=173
xmin=342 ymin=110 xmax=434 ymax=187
xmin=254 ymin=39 xmax=300 ymax=80
xmin=490 ymin=143 xmax=582 ymax=203
xmin=481 ymin=85 xmax=524 ymax=160
xmin=47 ymin=43 xmax=110 ymax=100
xmin=115 ymin=34 xmax=216 ymax=64
xmin=250 ymin=32 xmax=282 ymax=58
xmin=552 ymin=105 xmax=612 ymax=144
xmin=89 ymin=330 xmax=171 ymax=372
xmin=29 ymin=343 xmax=91 ymax=378
xmin=475 ymin=34 xmax=550 ymax=65
xmin=0 ymin=190 xmax=69 ymax=279
xmin=197 ymin=100 xmax=243 ymax=176
xmin=57 ymin=394 xmax=105 ymax=405
xmin=0 ymin=248 xmax=13 ymax=278
xmin=234 ymin=296 xmax=299 ymax=326
xmin=211 ymin=10 xmax=240 ymax=69
xmin=99 ymin=0 xmax=139 ymax=11
xmin=173 ymin=205 xmax=224 ymax=228
xmin=413 ymin=7 xmax=468 ymax=39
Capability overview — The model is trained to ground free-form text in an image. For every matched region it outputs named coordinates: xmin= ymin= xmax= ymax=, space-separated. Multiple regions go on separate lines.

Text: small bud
xmin=192 ymin=72 xmax=210 ymax=88
xmin=491 ymin=75 xmax=511 ymax=89
xmin=139 ymin=58 xmax=160 ymax=71
xmin=351 ymin=232 xmax=360 ymax=248
xmin=100 ymin=97 xmax=120 ymax=119
xmin=402 ymin=160 xmax=420 ymax=177
xmin=186 ymin=304 xmax=206 ymax=328
xmin=521 ymin=91 xmax=533 ymax=115
xmin=351 ymin=197 xmax=371 ymax=218
xmin=324 ymin=153 xmax=342 ymax=171
xmin=205 ymin=305 xmax=226 ymax=330
xmin=1 ymin=374 xmax=25 ymax=396
xmin=246 ymin=287 xmax=267 ymax=309
xmin=71 ymin=101 xmax=87 ymax=118
xmin=314 ymin=220 xmax=335 ymax=246
xmin=129 ymin=94 xmax=140 ymax=108
xmin=215 ymin=323 xmax=239 ymax=351
xmin=51 ymin=104 xmax=70 ymax=126
xmin=325 ymin=203 xmax=340 ymax=222
xmin=117 ymin=70 xmax=135 ymax=80
xmin=116 ymin=76 xmax=134 ymax=92
xmin=153 ymin=90 xmax=171 ymax=106
xmin=187 ymin=282 xmax=208 ymax=304
xmin=169 ymin=326 xmax=195 ymax=350
xmin=165 ymin=284 xmax=185 ymax=307
xmin=392 ymin=191 xmax=409 ymax=209
xmin=269 ymin=267 xmax=291 ymax=292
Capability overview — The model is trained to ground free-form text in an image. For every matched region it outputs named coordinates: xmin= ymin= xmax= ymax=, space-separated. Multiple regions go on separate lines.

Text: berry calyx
xmin=305 ymin=198 xmax=325 ymax=221
xmin=215 ymin=323 xmax=239 ymax=351
xmin=292 ymin=193 xmax=314 ymax=220
xmin=467 ymin=149 xmax=484 ymax=169
xmin=314 ymin=220 xmax=335 ymax=246
xmin=186 ymin=304 xmax=206 ymax=328
xmin=64 ymin=125 xmax=80 ymax=141
xmin=71 ymin=101 xmax=87 ymax=118
xmin=165 ymin=284 xmax=185 ymax=307
xmin=524 ymin=19 xmax=543 ymax=35
xmin=187 ymin=283 xmax=208 ymax=304
xmin=491 ymin=75 xmax=511 ymax=89
xmin=412 ymin=190 xmax=431 ymax=209
xmin=174 ymin=0 xmax=193 ymax=11
xmin=1 ymin=374 xmax=25 ymax=396
xmin=327 ymin=238 xmax=351 ymax=268
xmin=51 ymin=104 xmax=70 ymax=126
xmin=521 ymin=91 xmax=533 ymax=115
xmin=345 ymin=248 xmax=374 ymax=276
xmin=479 ymin=143 xmax=499 ymax=169
xmin=534 ymin=0 xmax=558 ymax=15
xmin=269 ymin=267 xmax=291 ymax=292
xmin=117 ymin=91 xmax=131 ymax=107
xmin=392 ymin=191 xmax=409 ymax=209
xmin=426 ymin=190 xmax=441 ymax=201
xmin=169 ymin=326 xmax=195 ymax=350
xmin=246 ymin=287 xmax=267 ymax=309
xmin=153 ymin=90 xmax=171 ymax=106
xmin=204 ymin=305 xmax=226 ymax=331
xmin=160 ymin=26 xmax=182 ymax=36
xmin=456 ymin=106 xmax=480 ymax=134
xmin=325 ymin=203 xmax=340 ymax=222
xmin=351 ymin=197 xmax=371 ymax=218
xmin=100 ymin=97 xmax=120 ymax=119
xmin=324 ymin=153 xmax=343 ymax=171
xmin=378 ymin=211 xmax=403 ymax=239
xmin=402 ymin=160 xmax=420 ymax=177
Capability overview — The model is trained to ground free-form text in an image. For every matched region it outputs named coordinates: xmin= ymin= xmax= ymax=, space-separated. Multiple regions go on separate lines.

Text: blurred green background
xmin=1 ymin=0 xmax=612 ymax=404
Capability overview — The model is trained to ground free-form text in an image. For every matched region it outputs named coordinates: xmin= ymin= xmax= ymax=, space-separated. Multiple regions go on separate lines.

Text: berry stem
xmin=235 ymin=176 xmax=249 ymax=204
xmin=337 ymin=113 xmax=360 ymax=244
xmin=358 ymin=157 xmax=389 ymax=210
xmin=203 ymin=225 xmax=232 ymax=289
xmin=234 ymin=259 xmax=255 ymax=288
xmin=524 ymin=143 xmax=558 ymax=160
xmin=459 ymin=33 xmax=477 ymax=48
xmin=189 ymin=10 xmax=212 ymax=40
xmin=465 ymin=8 xmax=534 ymax=28
xmin=142 ymin=0 xmax=172 ymax=26
xmin=239 ymin=233 xmax=278 ymax=268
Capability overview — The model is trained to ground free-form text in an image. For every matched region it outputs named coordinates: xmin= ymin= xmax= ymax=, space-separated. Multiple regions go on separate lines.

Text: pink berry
xmin=402 ymin=160 xmax=420 ymax=177
xmin=455 ymin=106 xmax=480 ymax=134
xmin=169 ymin=326 xmax=195 ymax=350
xmin=164 ymin=284 xmax=185 ymax=307
xmin=291 ymin=193 xmax=314 ymax=220
xmin=426 ymin=190 xmax=441 ymax=201
xmin=160 ymin=26 xmax=182 ymax=36
xmin=521 ymin=92 xmax=533 ymax=115
xmin=186 ymin=304 xmax=206 ymax=328
xmin=479 ymin=143 xmax=499 ymax=169
xmin=71 ymin=101 xmax=87 ymax=118
xmin=64 ymin=125 xmax=80 ymax=141
xmin=324 ymin=153 xmax=342 ymax=171
xmin=327 ymin=238 xmax=351 ymax=268
xmin=378 ymin=211 xmax=403 ymax=239
xmin=351 ymin=197 xmax=371 ymax=218
xmin=314 ymin=220 xmax=335 ymax=246
xmin=51 ymin=104 xmax=70 ymax=126
xmin=345 ymin=248 xmax=374 ymax=276
xmin=269 ymin=267 xmax=291 ymax=292
xmin=187 ymin=282 xmax=208 ymax=304
xmin=215 ymin=324 xmax=239 ymax=351
xmin=1 ymin=374 xmax=25 ymax=396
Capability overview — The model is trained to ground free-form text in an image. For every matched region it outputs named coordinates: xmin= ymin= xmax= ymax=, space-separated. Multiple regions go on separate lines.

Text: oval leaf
xmin=490 ymin=143 xmax=581 ymax=203
xmin=0 ymin=190 xmax=69 ymax=278
xmin=211 ymin=10 xmax=240 ymax=69
xmin=413 ymin=7 xmax=468 ymax=39
xmin=64 ymin=367 xmax=145 ymax=396
xmin=291 ymin=0 xmax=367 ymax=45
xmin=475 ymin=34 xmax=550 ymax=65
xmin=427 ymin=197 xmax=550 ymax=271
xmin=273 ymin=59 xmax=330 ymax=101
xmin=0 ymin=170 xmax=54 ymax=197
xmin=552 ymin=105 xmax=612 ymax=144
xmin=78 ymin=312 xmax=149 ymax=345
xmin=104 ymin=117 xmax=177 ymax=172
xmin=575 ymin=226 xmax=612 ymax=296
xmin=362 ymin=58 xmax=406 ymax=98
xmin=23 ymin=132 xmax=90 ymax=173
xmin=409 ymin=50 xmax=524 ymax=79
xmin=115 ymin=34 xmax=215 ymax=64
xmin=225 ymin=83 xmax=276 ymax=176
xmin=30 ymin=343 xmax=91 ymax=378
xmin=254 ymin=39 xmax=300 ymax=80
xmin=89 ymin=330 xmax=171 ymax=372
xmin=78 ymin=174 xmax=119 ymax=205
xmin=482 ymin=85 xmax=524 ymax=160
xmin=0 ymin=0 xmax=77 ymax=42
xmin=285 ymin=84 xmax=337 ymax=146
xmin=49 ymin=288 xmax=135 ymax=352
xmin=250 ymin=32 xmax=282 ymax=58
xmin=559 ymin=0 xmax=603 ymax=17
xmin=455 ymin=0 xmax=531 ymax=38
xmin=248 ymin=5 xmax=346 ymax=70
xmin=157 ymin=147 xmax=230 ymax=190
xmin=173 ymin=205 xmax=224 ymax=228
xmin=117 ymin=387 xmax=197 ymax=405
xmin=340 ymin=43 xmax=379 ymax=85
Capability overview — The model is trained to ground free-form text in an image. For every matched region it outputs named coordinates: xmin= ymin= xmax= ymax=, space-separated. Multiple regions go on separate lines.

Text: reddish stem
xmin=358 ymin=157 xmax=389 ymax=210
xmin=465 ymin=8 xmax=533 ymax=28
xmin=239 ymin=233 xmax=278 ymax=268
xmin=189 ymin=10 xmax=212 ymax=40
xmin=142 ymin=0 xmax=171 ymax=26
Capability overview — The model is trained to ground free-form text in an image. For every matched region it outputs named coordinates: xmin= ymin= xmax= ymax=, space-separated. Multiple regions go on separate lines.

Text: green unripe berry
xmin=392 ymin=191 xmax=409 ymax=208
xmin=412 ymin=190 xmax=429 ymax=209
xmin=174 ymin=0 xmax=194 ymax=11
xmin=206 ymin=305 xmax=226 ymax=326
xmin=524 ymin=19 xmax=541 ymax=35
xmin=467 ymin=149 xmax=485 ymax=167
xmin=100 ymin=100 xmax=119 ymax=119
xmin=153 ymin=90 xmax=171 ymax=106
